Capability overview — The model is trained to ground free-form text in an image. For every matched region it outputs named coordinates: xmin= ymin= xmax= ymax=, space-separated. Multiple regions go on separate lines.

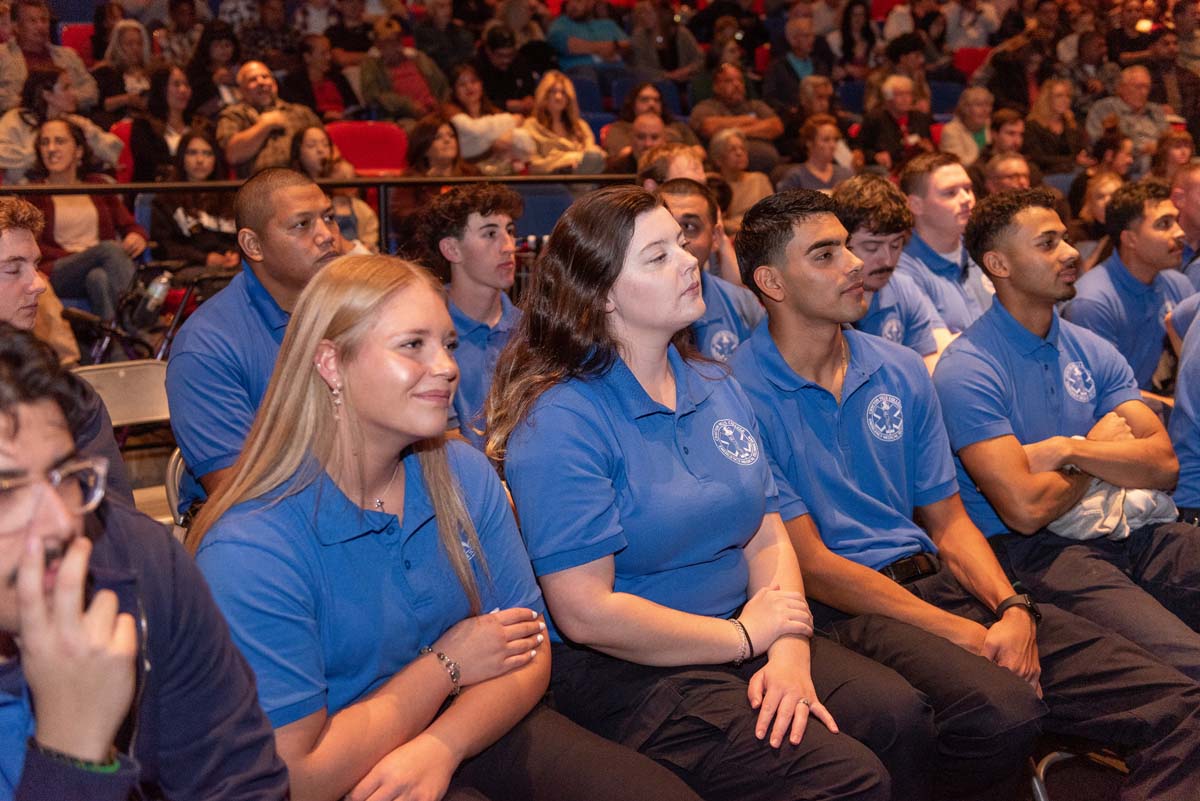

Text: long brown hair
xmin=188 ymin=255 xmax=489 ymax=613
xmin=532 ymin=70 xmax=587 ymax=143
xmin=484 ymin=185 xmax=697 ymax=461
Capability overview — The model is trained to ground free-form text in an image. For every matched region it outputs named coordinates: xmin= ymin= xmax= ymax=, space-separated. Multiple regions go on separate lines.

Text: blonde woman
xmin=1023 ymin=78 xmax=1088 ymax=176
xmin=91 ymin=18 xmax=153 ymax=128
xmin=937 ymin=86 xmax=992 ymax=167
xmin=522 ymin=71 xmax=605 ymax=174
xmin=189 ymin=255 xmax=703 ymax=801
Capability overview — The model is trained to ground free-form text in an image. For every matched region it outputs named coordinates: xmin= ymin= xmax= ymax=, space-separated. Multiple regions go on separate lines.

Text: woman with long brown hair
xmin=189 ymin=254 xmax=703 ymax=801
xmin=521 ymin=70 xmax=605 ymax=174
xmin=487 ymin=184 xmax=929 ymax=801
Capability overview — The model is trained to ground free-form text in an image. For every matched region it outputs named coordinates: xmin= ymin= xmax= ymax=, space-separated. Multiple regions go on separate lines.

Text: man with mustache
xmin=933 ymin=188 xmax=1200 ymax=700
xmin=0 ymin=196 xmax=132 ymax=504
xmin=167 ymin=168 xmax=342 ymax=514
xmin=1064 ymin=180 xmax=1197 ymax=395
xmin=832 ymin=173 xmax=950 ymax=373
xmin=0 ymin=325 xmax=288 ymax=799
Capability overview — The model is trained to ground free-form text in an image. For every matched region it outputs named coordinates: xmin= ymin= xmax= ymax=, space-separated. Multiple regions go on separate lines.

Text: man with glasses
xmin=0 ymin=196 xmax=132 ymax=504
xmin=0 ymin=324 xmax=288 ymax=799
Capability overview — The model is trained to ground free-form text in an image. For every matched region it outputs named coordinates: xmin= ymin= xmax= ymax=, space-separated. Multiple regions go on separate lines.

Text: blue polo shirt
xmin=505 ymin=346 xmax=778 ymax=643
xmin=1170 ymin=320 xmax=1200 ymax=507
xmin=691 ymin=271 xmax=765 ymax=362
xmin=731 ymin=324 xmax=952 ymax=570
xmin=855 ymin=271 xmax=943 ymax=357
xmin=932 ymin=301 xmax=1141 ymax=535
xmin=546 ymin=16 xmax=629 ymax=70
xmin=1062 ymin=251 xmax=1195 ymax=389
xmin=196 ymin=441 xmax=543 ymax=728
xmin=448 ymin=294 xmax=521 ymax=449
xmin=1172 ymin=292 xmax=1200 ymax=339
xmin=166 ymin=263 xmax=288 ymax=511
xmin=1181 ymin=243 xmax=1200 ymax=290
xmin=896 ymin=233 xmax=992 ymax=334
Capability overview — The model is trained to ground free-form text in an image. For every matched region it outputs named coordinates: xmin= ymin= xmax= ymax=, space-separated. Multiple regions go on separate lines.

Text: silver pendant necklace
xmin=373 ymin=460 xmax=401 ymax=512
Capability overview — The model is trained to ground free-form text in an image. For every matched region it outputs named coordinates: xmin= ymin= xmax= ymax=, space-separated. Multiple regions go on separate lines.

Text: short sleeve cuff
xmin=530 ymin=533 xmax=627 ymax=577
xmin=189 ymin=452 xmax=239 ymax=479
xmin=947 ymin=420 xmax=1014 ymax=452
xmin=914 ymin=478 xmax=959 ymax=508
xmin=1098 ymin=388 xmax=1144 ymax=416
xmin=265 ymin=693 xmax=326 ymax=729
xmin=778 ymin=495 xmax=810 ymax=522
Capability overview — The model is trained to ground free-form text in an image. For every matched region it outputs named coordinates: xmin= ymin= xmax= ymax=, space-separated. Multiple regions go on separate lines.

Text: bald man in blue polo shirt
xmin=1063 ymin=180 xmax=1195 ymax=396
xmin=934 ymin=189 xmax=1200 ymax=693
xmin=166 ymin=168 xmax=341 ymax=513
xmin=732 ymin=188 xmax=1200 ymax=801
xmin=895 ymin=153 xmax=994 ymax=335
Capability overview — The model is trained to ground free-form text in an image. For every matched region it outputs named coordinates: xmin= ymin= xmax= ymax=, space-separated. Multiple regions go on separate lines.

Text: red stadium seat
xmin=871 ymin=0 xmax=903 ymax=22
xmin=754 ymin=44 xmax=770 ymax=74
xmin=60 ymin=22 xmax=95 ymax=66
xmin=110 ymin=118 xmax=133 ymax=184
xmin=952 ymin=47 xmax=991 ymax=82
xmin=326 ymin=121 xmax=409 ymax=175
xmin=930 ymin=122 xmax=944 ymax=147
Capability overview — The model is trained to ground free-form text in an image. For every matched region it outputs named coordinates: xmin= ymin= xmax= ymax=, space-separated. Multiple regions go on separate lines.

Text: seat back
xmin=326 ymin=121 xmax=409 ymax=174
xmin=516 ymin=184 xmax=575 ymax=238
xmin=60 ymin=22 xmax=95 ymax=66
xmin=110 ymin=119 xmax=134 ymax=184
xmin=952 ymin=47 xmax=992 ymax=82
xmin=930 ymin=81 xmax=965 ymax=118
xmin=571 ymin=76 xmax=605 ymax=113
xmin=72 ymin=360 xmax=169 ymax=428
xmin=838 ymin=80 xmax=866 ymax=115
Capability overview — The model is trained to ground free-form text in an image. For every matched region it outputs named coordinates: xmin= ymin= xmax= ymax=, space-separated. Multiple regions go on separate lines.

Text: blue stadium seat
xmin=516 ymin=185 xmax=576 ymax=238
xmin=572 ymin=75 xmax=605 ymax=113
xmin=581 ymin=111 xmax=616 ymax=139
xmin=930 ymin=81 xmax=965 ymax=117
xmin=838 ymin=80 xmax=866 ymax=115
xmin=1044 ymin=171 xmax=1078 ymax=197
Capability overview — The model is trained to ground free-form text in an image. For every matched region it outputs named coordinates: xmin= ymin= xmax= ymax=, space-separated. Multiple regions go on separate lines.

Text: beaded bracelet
xmin=420 ymin=646 xmax=462 ymax=696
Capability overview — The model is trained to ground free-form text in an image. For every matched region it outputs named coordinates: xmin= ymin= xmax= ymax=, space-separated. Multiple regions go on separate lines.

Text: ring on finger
xmin=799 ymin=698 xmax=811 ymax=707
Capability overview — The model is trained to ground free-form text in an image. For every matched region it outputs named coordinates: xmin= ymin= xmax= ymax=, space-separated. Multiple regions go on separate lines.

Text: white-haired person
xmin=188 ymin=254 xmax=705 ymax=801
xmin=710 ymin=127 xmax=773 ymax=233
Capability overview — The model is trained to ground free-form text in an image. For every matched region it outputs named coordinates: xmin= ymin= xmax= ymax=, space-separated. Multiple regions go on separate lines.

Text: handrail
xmin=1 ymin=174 xmax=637 ymax=253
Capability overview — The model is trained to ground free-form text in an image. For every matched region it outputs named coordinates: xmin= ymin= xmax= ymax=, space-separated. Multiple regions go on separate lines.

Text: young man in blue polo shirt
xmin=1063 ymin=180 xmax=1196 ymax=395
xmin=831 ymin=173 xmax=949 ymax=373
xmin=657 ymin=178 xmax=763 ymax=361
xmin=424 ymin=183 xmax=524 ymax=449
xmin=166 ymin=168 xmax=341 ymax=512
xmin=934 ymin=188 xmax=1200 ymax=688
xmin=0 ymin=326 xmax=289 ymax=800
xmin=896 ymin=152 xmax=993 ymax=334
xmin=731 ymin=188 xmax=1200 ymax=801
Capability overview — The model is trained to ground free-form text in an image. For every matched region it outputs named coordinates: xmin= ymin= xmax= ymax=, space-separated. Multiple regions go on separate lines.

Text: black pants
xmin=448 ymin=703 xmax=703 ymax=801
xmin=991 ymin=524 xmax=1200 ymax=682
xmin=813 ymin=550 xmax=1200 ymax=801
xmin=549 ymin=637 xmax=936 ymax=801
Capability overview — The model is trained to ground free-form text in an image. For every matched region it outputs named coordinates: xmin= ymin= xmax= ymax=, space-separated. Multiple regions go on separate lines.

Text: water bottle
xmin=133 ymin=272 xmax=172 ymax=329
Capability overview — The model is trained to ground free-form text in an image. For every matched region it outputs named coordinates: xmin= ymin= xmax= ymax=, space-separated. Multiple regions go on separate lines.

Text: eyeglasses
xmin=0 ymin=457 xmax=108 ymax=535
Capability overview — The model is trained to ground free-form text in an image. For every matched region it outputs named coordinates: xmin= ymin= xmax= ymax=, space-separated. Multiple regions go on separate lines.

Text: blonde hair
xmin=1080 ymin=170 xmax=1122 ymax=223
xmin=1028 ymin=77 xmax=1075 ymax=130
xmin=102 ymin=19 xmax=152 ymax=70
xmin=533 ymin=70 xmax=587 ymax=143
xmin=187 ymin=254 xmax=489 ymax=613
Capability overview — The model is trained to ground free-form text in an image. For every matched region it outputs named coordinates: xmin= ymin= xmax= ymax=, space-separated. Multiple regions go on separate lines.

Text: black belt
xmin=879 ymin=552 xmax=940 ymax=585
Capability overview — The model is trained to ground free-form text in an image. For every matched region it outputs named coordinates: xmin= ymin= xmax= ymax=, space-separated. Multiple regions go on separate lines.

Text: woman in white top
xmin=522 ymin=71 xmax=605 ymax=175
xmin=937 ymin=86 xmax=993 ymax=167
xmin=445 ymin=63 xmax=533 ymax=175
xmin=0 ymin=67 xmax=124 ymax=185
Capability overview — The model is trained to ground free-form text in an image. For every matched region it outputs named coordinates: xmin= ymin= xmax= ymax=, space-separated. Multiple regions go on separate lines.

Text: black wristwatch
xmin=994 ymin=593 xmax=1042 ymax=625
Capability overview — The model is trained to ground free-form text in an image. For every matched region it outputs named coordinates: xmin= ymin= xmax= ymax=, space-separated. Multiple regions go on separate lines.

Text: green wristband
xmin=30 ymin=739 xmax=122 ymax=774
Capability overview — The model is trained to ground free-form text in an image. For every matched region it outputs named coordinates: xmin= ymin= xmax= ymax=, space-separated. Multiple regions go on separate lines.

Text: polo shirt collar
xmin=906 ymin=233 xmax=967 ymax=282
xmin=448 ymin=292 xmax=519 ymax=338
xmin=241 ymin=261 xmax=291 ymax=338
xmin=987 ymin=298 xmax=1061 ymax=355
xmin=1102 ymin=250 xmax=1155 ymax=298
xmin=300 ymin=451 xmax=435 ymax=545
xmin=750 ymin=320 xmax=882 ymax=395
xmin=602 ymin=344 xmax=714 ymax=420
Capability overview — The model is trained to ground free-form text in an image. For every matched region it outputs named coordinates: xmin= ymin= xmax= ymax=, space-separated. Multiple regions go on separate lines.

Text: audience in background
xmin=360 ymin=15 xmax=448 ymax=125
xmin=1150 ymin=129 xmax=1196 ymax=185
xmin=710 ymin=128 xmax=772 ymax=233
xmin=777 ymin=113 xmax=853 ymax=192
xmin=130 ymin=65 xmax=195 ymax=183
xmin=523 ymin=70 xmax=605 ymax=175
xmin=0 ymin=0 xmax=99 ymax=114
xmin=26 ymin=118 xmax=145 ymax=324
xmin=185 ymin=19 xmax=241 ymax=118
xmin=0 ymin=67 xmax=124 ymax=185
xmin=445 ymin=62 xmax=532 ymax=175
xmin=1023 ymin=78 xmax=1086 ymax=176
xmin=279 ymin=33 xmax=358 ymax=123
xmin=938 ymin=86 xmax=992 ymax=168
xmin=1085 ymin=65 xmax=1167 ymax=178
xmin=217 ymin=60 xmax=322 ymax=178
xmin=691 ymin=62 xmax=783 ymax=174
xmin=151 ymin=127 xmax=240 ymax=268
xmin=627 ymin=0 xmax=703 ymax=85
xmin=90 ymin=18 xmax=153 ymax=129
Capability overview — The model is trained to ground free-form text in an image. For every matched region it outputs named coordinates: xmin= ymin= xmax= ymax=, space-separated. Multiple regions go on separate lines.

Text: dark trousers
xmin=991 ymin=523 xmax=1200 ymax=682
xmin=549 ymin=637 xmax=936 ymax=801
xmin=447 ymin=703 xmax=703 ymax=801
